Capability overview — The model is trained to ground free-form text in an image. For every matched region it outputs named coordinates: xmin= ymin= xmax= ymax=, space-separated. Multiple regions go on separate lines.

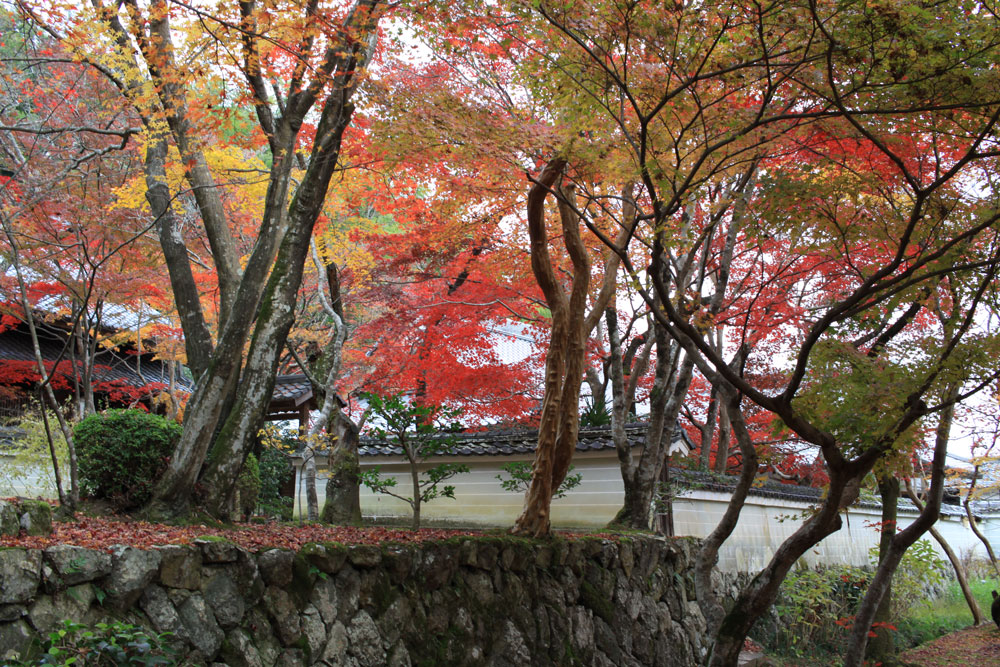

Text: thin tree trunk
xmin=699 ymin=386 xmax=720 ymax=470
xmin=696 ymin=378 xmax=757 ymax=636
xmin=304 ymin=451 xmax=319 ymax=522
xmin=713 ymin=401 xmax=731 ymax=473
xmin=906 ymin=479 xmax=983 ymax=625
xmin=1 ymin=215 xmax=79 ymax=508
xmin=37 ymin=388 xmax=66 ymax=507
xmin=865 ymin=475 xmax=899 ymax=663
xmin=964 ymin=464 xmax=1000 ymax=578
xmin=842 ymin=388 xmax=958 ymax=667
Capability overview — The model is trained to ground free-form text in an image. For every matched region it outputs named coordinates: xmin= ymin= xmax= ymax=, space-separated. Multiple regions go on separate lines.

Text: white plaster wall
xmin=673 ymin=490 xmax=997 ymax=571
xmin=296 ymin=450 xmax=626 ymax=527
xmin=0 ymin=452 xmax=62 ymax=498
xmin=295 ymin=455 xmax=1000 ymax=572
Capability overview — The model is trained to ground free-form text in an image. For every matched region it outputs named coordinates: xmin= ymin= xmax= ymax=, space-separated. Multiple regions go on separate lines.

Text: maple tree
xmin=399 ymin=0 xmax=1000 ymax=663
xmin=13 ymin=0 xmax=388 ymax=519
xmin=0 ymin=12 xmax=184 ymax=508
xmin=4 ymin=1 xmax=1000 ymax=663
xmin=280 ymin=138 xmax=551 ymax=520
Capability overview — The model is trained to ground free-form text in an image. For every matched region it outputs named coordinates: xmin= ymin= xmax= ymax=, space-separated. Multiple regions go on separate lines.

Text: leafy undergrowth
xmin=899 ymin=623 xmax=1000 ymax=666
xmin=0 ymin=514 xmax=618 ymax=552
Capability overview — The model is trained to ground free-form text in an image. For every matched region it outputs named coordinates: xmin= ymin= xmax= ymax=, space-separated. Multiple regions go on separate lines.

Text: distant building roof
xmin=357 ymin=422 xmax=693 ymax=458
xmin=0 ymin=326 xmax=189 ymax=392
xmin=673 ymin=469 xmax=986 ymax=518
xmin=265 ymin=374 xmax=317 ymax=421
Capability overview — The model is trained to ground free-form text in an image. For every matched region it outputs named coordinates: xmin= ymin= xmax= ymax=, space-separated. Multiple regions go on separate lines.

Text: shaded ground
xmin=900 ymin=623 xmax=1000 ymax=666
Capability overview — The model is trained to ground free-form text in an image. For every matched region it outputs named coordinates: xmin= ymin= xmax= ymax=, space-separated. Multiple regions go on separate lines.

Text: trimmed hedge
xmin=74 ymin=410 xmax=182 ymax=511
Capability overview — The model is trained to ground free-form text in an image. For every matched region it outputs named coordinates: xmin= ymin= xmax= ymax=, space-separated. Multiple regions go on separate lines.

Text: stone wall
xmin=0 ymin=535 xmax=707 ymax=666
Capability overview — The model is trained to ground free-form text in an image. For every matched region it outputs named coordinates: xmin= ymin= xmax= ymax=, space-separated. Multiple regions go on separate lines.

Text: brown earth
xmin=900 ymin=623 xmax=1000 ymax=666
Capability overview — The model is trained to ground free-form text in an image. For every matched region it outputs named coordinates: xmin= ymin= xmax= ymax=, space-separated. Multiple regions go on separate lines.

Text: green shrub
xmin=9 ymin=619 xmax=179 ymax=665
xmin=869 ymin=538 xmax=947 ymax=617
xmin=236 ymin=453 xmax=261 ymax=518
xmin=762 ymin=564 xmax=869 ymax=658
xmin=257 ymin=446 xmax=293 ymax=520
xmin=496 ymin=461 xmax=582 ymax=499
xmin=74 ymin=410 xmax=182 ymax=512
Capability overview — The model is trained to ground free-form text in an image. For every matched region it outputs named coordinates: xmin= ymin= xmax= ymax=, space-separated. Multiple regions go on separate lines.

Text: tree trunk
xmin=1 ymin=216 xmax=79 ymax=508
xmin=408 ymin=438 xmax=421 ymax=529
xmin=964 ymin=464 xmax=1000 ymax=578
xmin=699 ymin=385 xmax=720 ymax=470
xmin=696 ymin=380 xmax=757 ymax=636
xmin=707 ymin=474 xmax=856 ymax=666
xmin=321 ymin=411 xmax=362 ymax=525
xmin=513 ymin=167 xmax=629 ymax=536
xmin=842 ymin=389 xmax=957 ymax=667
xmin=865 ymin=475 xmax=899 ymax=664
xmin=712 ymin=401 xmax=731 ymax=473
xmin=143 ymin=138 xmax=214 ymax=380
xmin=304 ymin=452 xmax=319 ymax=521
xmin=512 ymin=160 xmax=582 ymax=537
xmin=139 ymin=0 xmax=381 ymax=520
xmin=197 ymin=92 xmax=362 ymax=518
xmin=617 ymin=317 xmax=694 ymax=530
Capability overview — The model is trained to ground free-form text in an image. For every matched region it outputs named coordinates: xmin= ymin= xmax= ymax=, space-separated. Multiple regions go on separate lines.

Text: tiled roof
xmin=0 ymin=327 xmax=190 ymax=392
xmin=673 ymin=469 xmax=980 ymax=516
xmin=357 ymin=422 xmax=692 ymax=458
xmin=271 ymin=375 xmax=314 ymax=404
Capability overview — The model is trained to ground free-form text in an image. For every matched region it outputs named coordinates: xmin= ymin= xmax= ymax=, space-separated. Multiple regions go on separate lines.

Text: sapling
xmin=497 ymin=461 xmax=582 ymax=499
xmin=358 ymin=392 xmax=469 ymax=529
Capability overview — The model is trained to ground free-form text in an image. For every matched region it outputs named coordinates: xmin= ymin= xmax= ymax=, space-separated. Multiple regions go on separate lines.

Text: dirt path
xmin=900 ymin=624 xmax=1000 ymax=666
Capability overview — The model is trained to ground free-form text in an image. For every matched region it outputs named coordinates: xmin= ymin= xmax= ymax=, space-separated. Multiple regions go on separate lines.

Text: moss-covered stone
xmin=579 ymin=579 xmax=615 ymax=626
xmin=18 ymin=500 xmax=52 ymax=536
xmin=300 ymin=542 xmax=347 ymax=575
xmin=288 ymin=552 xmax=317 ymax=609
xmin=0 ymin=500 xmax=20 ymax=536
xmin=0 ymin=533 xmax=708 ymax=665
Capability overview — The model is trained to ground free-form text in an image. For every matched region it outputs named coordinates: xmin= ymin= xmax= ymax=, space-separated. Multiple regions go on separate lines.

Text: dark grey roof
xmin=271 ymin=375 xmax=314 ymax=404
xmin=673 ymin=469 xmax=977 ymax=516
xmin=0 ymin=327 xmax=190 ymax=392
xmin=357 ymin=422 xmax=692 ymax=458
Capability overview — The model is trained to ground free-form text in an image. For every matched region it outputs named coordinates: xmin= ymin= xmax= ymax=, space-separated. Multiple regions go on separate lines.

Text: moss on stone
xmin=372 ymin=572 xmax=396 ymax=616
xmin=579 ymin=579 xmax=615 ymax=626
xmin=193 ymin=534 xmax=232 ymax=543
xmin=288 ymin=551 xmax=317 ymax=608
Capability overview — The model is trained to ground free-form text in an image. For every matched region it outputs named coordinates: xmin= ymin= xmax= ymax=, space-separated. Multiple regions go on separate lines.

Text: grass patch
xmin=759 ymin=575 xmax=1000 ymax=666
xmin=894 ymin=577 xmax=999 ymax=650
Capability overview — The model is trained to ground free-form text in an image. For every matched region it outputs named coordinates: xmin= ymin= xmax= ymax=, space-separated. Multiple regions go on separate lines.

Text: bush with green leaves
xmin=73 ymin=410 xmax=182 ymax=512
xmin=868 ymin=538 xmax=948 ymax=617
xmin=496 ymin=461 xmax=582 ymax=499
xmin=358 ymin=392 xmax=469 ymax=529
xmin=763 ymin=564 xmax=869 ymax=657
xmin=256 ymin=445 xmax=293 ymax=520
xmin=761 ymin=539 xmax=949 ymax=658
xmin=8 ymin=619 xmax=179 ymax=666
